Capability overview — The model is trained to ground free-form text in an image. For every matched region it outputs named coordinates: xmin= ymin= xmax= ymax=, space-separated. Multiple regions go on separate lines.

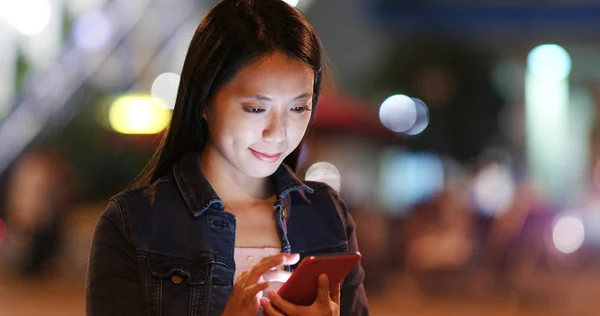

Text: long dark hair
xmin=133 ymin=0 xmax=323 ymax=188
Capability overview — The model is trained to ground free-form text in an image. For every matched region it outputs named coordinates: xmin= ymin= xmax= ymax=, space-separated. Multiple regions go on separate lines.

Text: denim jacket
xmin=85 ymin=152 xmax=369 ymax=316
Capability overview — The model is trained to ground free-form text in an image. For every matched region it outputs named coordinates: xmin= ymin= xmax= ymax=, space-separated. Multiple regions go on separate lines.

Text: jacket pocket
xmin=141 ymin=253 xmax=213 ymax=316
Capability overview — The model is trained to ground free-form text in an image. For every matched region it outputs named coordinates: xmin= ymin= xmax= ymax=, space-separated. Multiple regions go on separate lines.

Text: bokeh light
xmin=379 ymin=94 xmax=417 ymax=133
xmin=3 ymin=0 xmax=52 ymax=36
xmin=380 ymin=149 xmax=444 ymax=214
xmin=552 ymin=215 xmax=585 ymax=254
xmin=305 ymin=162 xmax=341 ymax=192
xmin=405 ymin=97 xmax=429 ymax=135
xmin=72 ymin=10 xmax=113 ymax=52
xmin=108 ymin=95 xmax=172 ymax=134
xmin=151 ymin=73 xmax=180 ymax=110
xmin=283 ymin=0 xmax=300 ymax=7
xmin=525 ymin=44 xmax=570 ymax=202
xmin=527 ymin=44 xmax=571 ymax=81
xmin=473 ymin=163 xmax=515 ymax=217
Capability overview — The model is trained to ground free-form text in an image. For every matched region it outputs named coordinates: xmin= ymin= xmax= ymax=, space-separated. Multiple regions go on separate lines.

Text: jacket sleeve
xmin=334 ymin=191 xmax=370 ymax=316
xmin=86 ymin=200 xmax=143 ymax=316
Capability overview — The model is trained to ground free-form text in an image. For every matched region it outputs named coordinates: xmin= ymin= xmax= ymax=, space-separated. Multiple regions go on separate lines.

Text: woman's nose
xmin=262 ymin=115 xmax=286 ymax=143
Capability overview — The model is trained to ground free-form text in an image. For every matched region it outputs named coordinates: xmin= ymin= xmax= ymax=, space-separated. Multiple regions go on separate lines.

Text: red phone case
xmin=277 ymin=252 xmax=362 ymax=306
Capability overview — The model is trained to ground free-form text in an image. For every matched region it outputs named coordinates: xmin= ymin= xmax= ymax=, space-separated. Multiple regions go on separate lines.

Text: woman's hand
xmin=260 ymin=274 xmax=340 ymax=316
xmin=221 ymin=253 xmax=300 ymax=316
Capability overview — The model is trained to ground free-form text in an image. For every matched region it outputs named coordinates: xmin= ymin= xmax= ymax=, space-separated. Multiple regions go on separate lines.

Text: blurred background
xmin=3 ymin=0 xmax=600 ymax=315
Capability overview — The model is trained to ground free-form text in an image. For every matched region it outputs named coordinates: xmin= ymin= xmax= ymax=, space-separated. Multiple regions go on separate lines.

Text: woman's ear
xmin=202 ymin=102 xmax=211 ymax=122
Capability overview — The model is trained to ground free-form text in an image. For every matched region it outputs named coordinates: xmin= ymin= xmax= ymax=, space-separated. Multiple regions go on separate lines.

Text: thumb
xmin=316 ymin=274 xmax=330 ymax=305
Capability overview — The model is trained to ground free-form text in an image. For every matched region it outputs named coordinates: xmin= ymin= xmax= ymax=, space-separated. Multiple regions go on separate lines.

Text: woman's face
xmin=204 ymin=51 xmax=314 ymax=178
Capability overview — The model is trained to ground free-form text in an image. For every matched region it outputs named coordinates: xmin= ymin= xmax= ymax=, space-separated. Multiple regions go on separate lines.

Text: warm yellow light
xmin=109 ymin=95 xmax=171 ymax=134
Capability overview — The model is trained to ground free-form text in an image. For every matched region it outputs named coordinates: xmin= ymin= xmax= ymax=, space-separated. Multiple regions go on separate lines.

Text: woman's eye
xmin=291 ymin=106 xmax=311 ymax=113
xmin=244 ymin=107 xmax=265 ymax=114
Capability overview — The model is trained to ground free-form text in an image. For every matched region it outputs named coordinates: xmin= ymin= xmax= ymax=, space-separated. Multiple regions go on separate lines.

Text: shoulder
xmin=286 ymin=181 xmax=353 ymax=252
xmin=109 ymin=174 xmax=178 ymax=214
xmin=111 ymin=175 xmax=173 ymax=203
xmin=103 ymin=174 xmax=186 ymax=233
xmin=304 ymin=180 xmax=335 ymax=194
xmin=302 ymin=181 xmax=348 ymax=213
xmin=100 ymin=174 xmax=199 ymax=254
xmin=288 ymin=180 xmax=351 ymax=227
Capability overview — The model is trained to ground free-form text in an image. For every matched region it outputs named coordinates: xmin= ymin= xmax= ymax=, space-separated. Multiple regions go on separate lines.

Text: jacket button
xmin=171 ymin=274 xmax=184 ymax=284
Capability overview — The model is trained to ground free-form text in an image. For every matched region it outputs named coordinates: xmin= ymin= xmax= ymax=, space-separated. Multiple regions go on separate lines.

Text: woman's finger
xmin=243 ymin=281 xmax=270 ymax=302
xmin=247 ymin=254 xmax=286 ymax=284
xmin=267 ymin=290 xmax=298 ymax=315
xmin=247 ymin=253 xmax=299 ymax=284
xmin=316 ymin=274 xmax=331 ymax=306
xmin=260 ymin=297 xmax=285 ymax=316
xmin=235 ymin=270 xmax=249 ymax=284
xmin=261 ymin=269 xmax=292 ymax=283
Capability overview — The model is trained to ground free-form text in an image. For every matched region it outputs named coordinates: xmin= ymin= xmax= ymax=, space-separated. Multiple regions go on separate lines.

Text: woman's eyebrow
xmin=292 ymin=92 xmax=313 ymax=100
xmin=244 ymin=92 xmax=313 ymax=102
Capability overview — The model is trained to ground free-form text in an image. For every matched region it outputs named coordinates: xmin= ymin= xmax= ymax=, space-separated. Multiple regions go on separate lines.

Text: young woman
xmin=86 ymin=0 xmax=368 ymax=315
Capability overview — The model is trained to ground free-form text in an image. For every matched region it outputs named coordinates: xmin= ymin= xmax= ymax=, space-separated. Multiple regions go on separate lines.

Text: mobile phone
xmin=277 ymin=252 xmax=362 ymax=306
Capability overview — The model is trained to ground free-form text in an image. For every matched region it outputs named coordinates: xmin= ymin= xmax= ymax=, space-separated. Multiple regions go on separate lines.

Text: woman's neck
xmin=199 ymin=144 xmax=275 ymax=205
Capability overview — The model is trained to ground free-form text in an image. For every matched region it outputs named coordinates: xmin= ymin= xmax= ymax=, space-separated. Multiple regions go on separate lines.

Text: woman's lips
xmin=249 ymin=149 xmax=282 ymax=162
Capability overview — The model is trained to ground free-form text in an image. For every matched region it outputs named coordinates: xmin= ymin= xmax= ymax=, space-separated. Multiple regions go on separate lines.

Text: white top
xmin=233 ymin=247 xmax=287 ymax=294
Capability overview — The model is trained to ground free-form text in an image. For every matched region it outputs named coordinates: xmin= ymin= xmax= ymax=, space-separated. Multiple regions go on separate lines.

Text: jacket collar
xmin=172 ymin=152 xmax=313 ymax=218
